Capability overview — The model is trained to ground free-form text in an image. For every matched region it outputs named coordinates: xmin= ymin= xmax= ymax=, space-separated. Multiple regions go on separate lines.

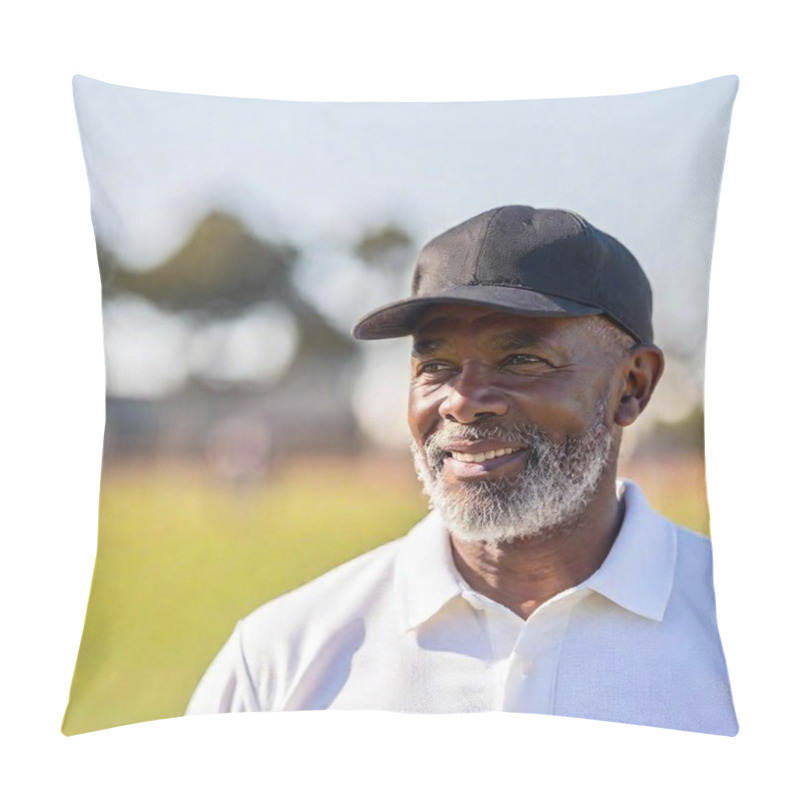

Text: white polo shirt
xmin=187 ymin=481 xmax=738 ymax=735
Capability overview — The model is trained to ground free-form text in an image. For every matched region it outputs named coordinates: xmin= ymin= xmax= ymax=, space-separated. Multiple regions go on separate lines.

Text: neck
xmin=449 ymin=475 xmax=624 ymax=620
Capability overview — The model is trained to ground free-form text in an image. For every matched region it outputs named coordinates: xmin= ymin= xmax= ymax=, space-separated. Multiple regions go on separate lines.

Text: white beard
xmin=411 ymin=407 xmax=613 ymax=544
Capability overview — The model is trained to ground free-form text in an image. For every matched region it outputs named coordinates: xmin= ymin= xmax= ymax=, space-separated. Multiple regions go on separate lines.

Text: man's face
xmin=408 ymin=305 xmax=625 ymax=543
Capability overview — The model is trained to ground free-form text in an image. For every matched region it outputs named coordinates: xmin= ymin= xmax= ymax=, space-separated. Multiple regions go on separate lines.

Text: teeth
xmin=449 ymin=447 xmax=520 ymax=463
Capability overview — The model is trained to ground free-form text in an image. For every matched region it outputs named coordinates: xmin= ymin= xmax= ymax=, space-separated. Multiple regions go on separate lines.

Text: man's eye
xmin=418 ymin=361 xmax=455 ymax=376
xmin=500 ymin=354 xmax=546 ymax=370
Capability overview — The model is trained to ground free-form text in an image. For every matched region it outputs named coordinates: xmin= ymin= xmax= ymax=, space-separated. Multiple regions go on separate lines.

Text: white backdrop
xmin=4 ymin=2 xmax=797 ymax=797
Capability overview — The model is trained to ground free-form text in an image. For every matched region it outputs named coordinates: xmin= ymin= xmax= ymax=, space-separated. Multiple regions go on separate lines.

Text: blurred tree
xmin=353 ymin=224 xmax=415 ymax=274
xmin=637 ymin=405 xmax=705 ymax=456
xmin=99 ymin=212 xmax=356 ymax=360
xmin=100 ymin=212 xmax=296 ymax=316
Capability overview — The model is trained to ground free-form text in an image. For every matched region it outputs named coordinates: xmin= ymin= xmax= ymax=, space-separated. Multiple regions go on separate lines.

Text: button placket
xmin=461 ymin=589 xmax=524 ymax=657
xmin=502 ymin=589 xmax=586 ymax=713
xmin=459 ymin=588 xmax=528 ymax=710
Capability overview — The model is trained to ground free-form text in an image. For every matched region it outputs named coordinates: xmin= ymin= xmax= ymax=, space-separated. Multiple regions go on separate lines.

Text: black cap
xmin=352 ymin=205 xmax=653 ymax=344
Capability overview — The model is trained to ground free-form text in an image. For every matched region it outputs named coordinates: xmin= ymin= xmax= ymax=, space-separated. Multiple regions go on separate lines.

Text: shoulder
xmin=230 ymin=530 xmax=421 ymax=710
xmin=673 ymin=525 xmax=717 ymax=620
xmin=237 ymin=534 xmax=404 ymax=655
xmin=186 ymin=533 xmax=413 ymax=714
xmin=669 ymin=509 xmax=715 ymax=574
xmin=615 ymin=482 xmax=737 ymax=733
xmin=621 ymin=480 xmax=712 ymax=554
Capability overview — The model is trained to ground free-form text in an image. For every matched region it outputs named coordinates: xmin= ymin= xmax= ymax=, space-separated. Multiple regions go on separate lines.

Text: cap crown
xmin=414 ymin=206 xmax=652 ymax=343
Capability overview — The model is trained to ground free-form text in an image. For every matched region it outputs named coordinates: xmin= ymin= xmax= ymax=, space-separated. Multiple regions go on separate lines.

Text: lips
xmin=448 ymin=445 xmax=524 ymax=463
xmin=421 ymin=424 xmax=534 ymax=481
xmin=440 ymin=441 xmax=529 ymax=479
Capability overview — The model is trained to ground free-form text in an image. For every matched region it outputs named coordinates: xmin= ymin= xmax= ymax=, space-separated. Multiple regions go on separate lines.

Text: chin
xmin=439 ymin=491 xmax=586 ymax=545
xmin=447 ymin=522 xmax=550 ymax=546
xmin=410 ymin=423 xmax=612 ymax=546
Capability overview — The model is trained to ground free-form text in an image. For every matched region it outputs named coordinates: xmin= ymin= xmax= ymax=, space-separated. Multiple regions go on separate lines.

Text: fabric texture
xmin=65 ymin=75 xmax=738 ymax=736
xmin=187 ymin=481 xmax=738 ymax=735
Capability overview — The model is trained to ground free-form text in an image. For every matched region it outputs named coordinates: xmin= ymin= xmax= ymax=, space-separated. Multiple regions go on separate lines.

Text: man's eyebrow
xmin=411 ymin=338 xmax=442 ymax=357
xmin=411 ymin=329 xmax=550 ymax=356
xmin=489 ymin=330 xmax=547 ymax=350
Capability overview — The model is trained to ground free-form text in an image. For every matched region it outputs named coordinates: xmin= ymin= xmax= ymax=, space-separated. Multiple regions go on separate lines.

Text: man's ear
xmin=613 ymin=345 xmax=665 ymax=427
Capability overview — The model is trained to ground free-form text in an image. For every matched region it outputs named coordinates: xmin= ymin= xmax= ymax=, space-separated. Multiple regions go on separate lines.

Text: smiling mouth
xmin=447 ymin=446 xmax=525 ymax=464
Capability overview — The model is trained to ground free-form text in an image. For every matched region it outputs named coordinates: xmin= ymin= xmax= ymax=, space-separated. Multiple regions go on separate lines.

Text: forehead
xmin=411 ymin=303 xmax=596 ymax=347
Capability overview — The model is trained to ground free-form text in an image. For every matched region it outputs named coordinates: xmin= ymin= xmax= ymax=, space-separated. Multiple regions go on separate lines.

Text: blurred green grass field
xmin=62 ymin=454 xmax=709 ymax=735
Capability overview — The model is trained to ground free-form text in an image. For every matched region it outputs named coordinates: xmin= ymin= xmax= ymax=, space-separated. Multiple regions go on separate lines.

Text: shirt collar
xmin=394 ymin=510 xmax=465 ymax=631
xmin=394 ymin=479 xmax=677 ymax=630
xmin=580 ymin=480 xmax=677 ymax=621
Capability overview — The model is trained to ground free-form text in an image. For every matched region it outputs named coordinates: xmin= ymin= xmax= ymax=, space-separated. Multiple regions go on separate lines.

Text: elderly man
xmin=187 ymin=206 xmax=737 ymax=735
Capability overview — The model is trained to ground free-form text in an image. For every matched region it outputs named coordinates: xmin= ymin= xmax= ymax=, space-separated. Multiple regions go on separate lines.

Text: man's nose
xmin=438 ymin=363 xmax=509 ymax=424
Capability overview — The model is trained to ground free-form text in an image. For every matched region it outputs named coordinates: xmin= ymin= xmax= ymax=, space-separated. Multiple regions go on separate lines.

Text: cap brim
xmin=352 ymin=285 xmax=603 ymax=340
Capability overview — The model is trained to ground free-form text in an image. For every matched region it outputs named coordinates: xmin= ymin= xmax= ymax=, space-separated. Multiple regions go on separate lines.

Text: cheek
xmin=407 ymin=386 xmax=441 ymax=443
xmin=511 ymin=384 xmax=602 ymax=440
